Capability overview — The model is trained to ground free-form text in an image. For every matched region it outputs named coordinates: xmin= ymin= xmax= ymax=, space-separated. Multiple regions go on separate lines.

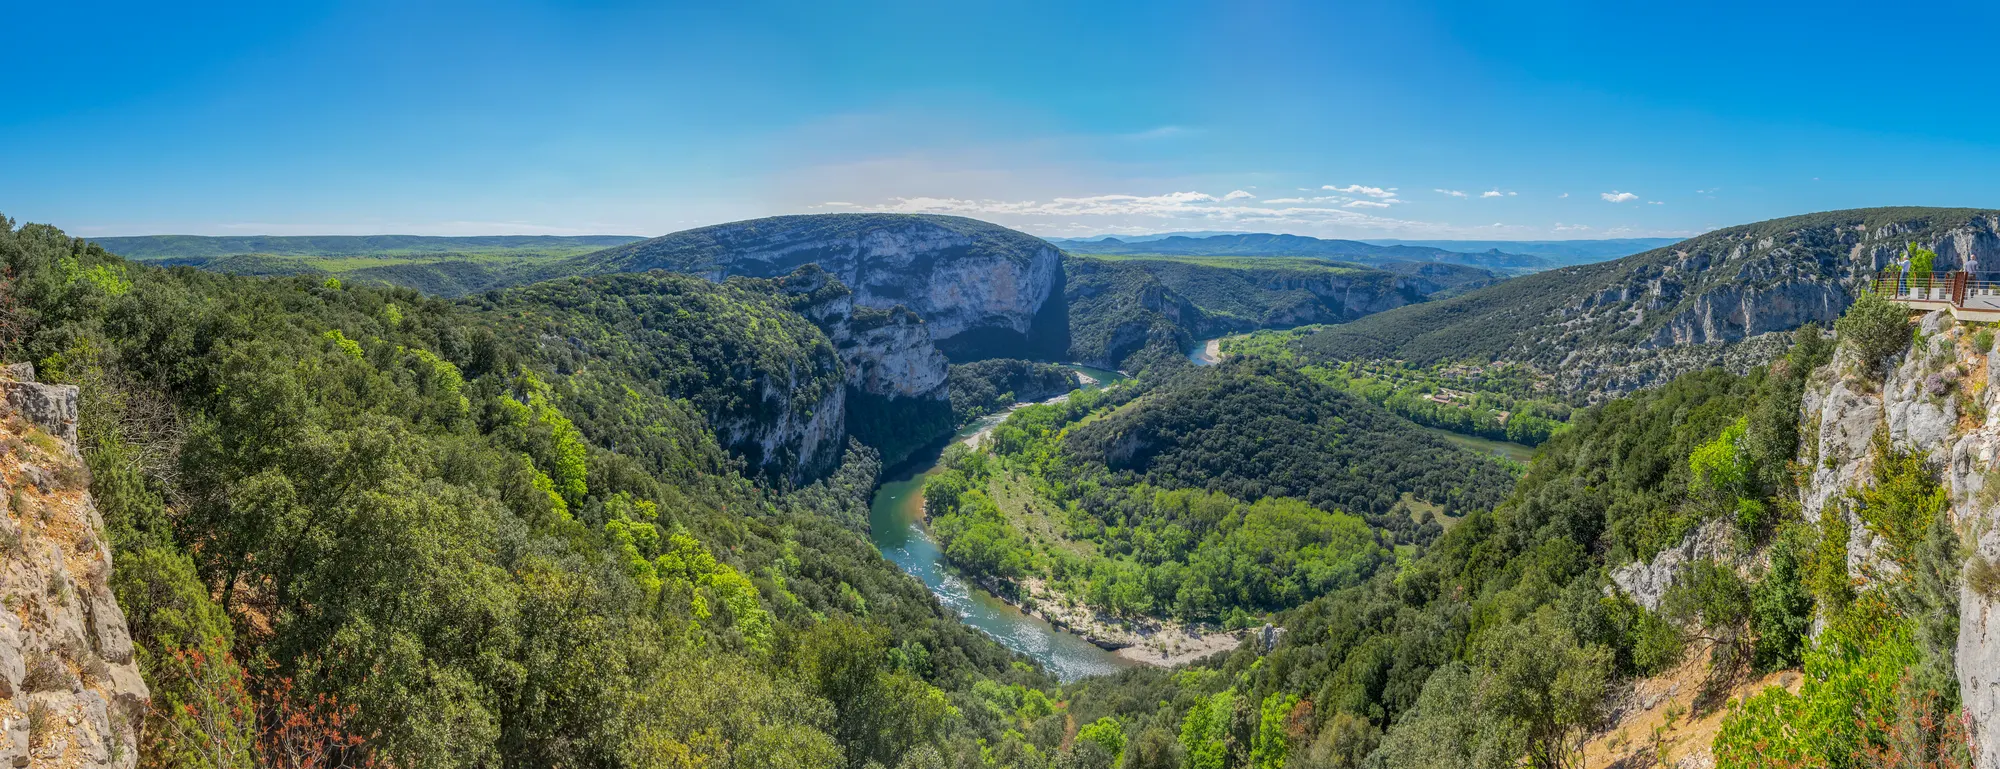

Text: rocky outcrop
xmin=777 ymin=265 xmax=949 ymax=401
xmin=1311 ymin=208 xmax=2000 ymax=402
xmin=577 ymin=214 xmax=1069 ymax=360
xmin=770 ymin=265 xmax=954 ymax=466
xmin=1610 ymin=520 xmax=1740 ymax=611
xmin=1553 ymin=212 xmax=2000 ymax=400
xmin=0 ymin=367 xmax=147 ymax=769
xmin=1796 ymin=310 xmax=2000 ymax=764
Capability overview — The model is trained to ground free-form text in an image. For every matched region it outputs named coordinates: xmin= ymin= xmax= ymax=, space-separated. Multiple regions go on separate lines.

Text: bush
xmin=1834 ymin=290 xmax=1912 ymax=376
xmin=1976 ymin=327 xmax=1995 ymax=353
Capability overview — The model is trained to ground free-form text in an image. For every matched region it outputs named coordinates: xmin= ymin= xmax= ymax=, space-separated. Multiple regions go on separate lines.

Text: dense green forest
xmin=1062 ymin=360 xmax=1515 ymax=529
xmin=16 ymin=210 xmax=1982 ymax=769
xmin=918 ymin=359 xmax=1516 ymax=626
xmin=3 ymin=217 xmax=1063 ymax=769
xmin=471 ymin=271 xmax=848 ymax=479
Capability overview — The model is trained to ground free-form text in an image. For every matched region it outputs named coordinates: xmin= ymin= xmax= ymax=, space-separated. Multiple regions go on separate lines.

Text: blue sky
xmin=8 ymin=0 xmax=2000 ymax=240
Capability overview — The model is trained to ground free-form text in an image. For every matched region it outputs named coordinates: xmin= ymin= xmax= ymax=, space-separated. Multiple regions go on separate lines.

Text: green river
xmin=866 ymin=364 xmax=1138 ymax=681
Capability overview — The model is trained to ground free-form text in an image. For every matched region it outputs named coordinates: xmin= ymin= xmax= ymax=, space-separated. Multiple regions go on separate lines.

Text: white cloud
xmin=1222 ymin=189 xmax=1255 ymax=201
xmin=1435 ymin=189 xmax=1468 ymax=198
xmin=819 ymin=201 xmax=858 ymax=207
xmin=1648 ymin=201 xmax=1665 ymax=205
xmin=1344 ymin=200 xmax=1391 ymax=208
xmin=1601 ymin=191 xmax=1639 ymax=203
xmin=1481 ymin=190 xmax=1504 ymax=198
xmin=1553 ymin=222 xmax=1591 ymax=232
xmin=1558 ymin=192 xmax=1569 ymax=198
xmin=1262 ymin=198 xmax=1306 ymax=204
xmin=1323 ymin=184 xmax=1398 ymax=198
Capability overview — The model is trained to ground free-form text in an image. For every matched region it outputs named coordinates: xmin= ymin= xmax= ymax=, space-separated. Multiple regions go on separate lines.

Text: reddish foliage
xmin=1855 ymin=679 xmax=1977 ymax=769
xmin=256 ymin=676 xmax=376 ymax=769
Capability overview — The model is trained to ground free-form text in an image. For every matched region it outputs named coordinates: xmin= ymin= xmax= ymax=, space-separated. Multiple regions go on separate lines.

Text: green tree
xmin=1835 ymin=290 xmax=1912 ymax=377
xmin=1076 ymin=717 xmax=1128 ymax=764
xmin=1177 ymin=690 xmax=1234 ymax=769
xmin=1478 ymin=609 xmax=1613 ymax=769
xmin=1249 ymin=694 xmax=1298 ymax=769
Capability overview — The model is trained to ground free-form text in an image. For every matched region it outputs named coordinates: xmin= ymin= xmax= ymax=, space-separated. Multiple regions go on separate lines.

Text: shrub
xmin=1835 ymin=290 xmax=1912 ymax=376
xmin=27 ymin=700 xmax=54 ymax=748
xmin=22 ymin=650 xmax=68 ymax=691
xmin=1976 ymin=327 xmax=1995 ymax=353
xmin=1968 ymin=554 xmax=2000 ymax=600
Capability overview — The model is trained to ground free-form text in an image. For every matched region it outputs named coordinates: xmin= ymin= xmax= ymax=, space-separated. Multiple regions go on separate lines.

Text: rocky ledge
xmin=0 ymin=364 xmax=148 ymax=769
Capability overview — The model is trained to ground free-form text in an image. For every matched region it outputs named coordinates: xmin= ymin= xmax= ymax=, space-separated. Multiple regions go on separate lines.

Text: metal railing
xmin=1872 ymin=270 xmax=2000 ymax=310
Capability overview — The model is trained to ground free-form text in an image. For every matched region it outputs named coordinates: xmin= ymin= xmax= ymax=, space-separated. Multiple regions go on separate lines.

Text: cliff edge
xmin=0 ymin=364 xmax=148 ymax=769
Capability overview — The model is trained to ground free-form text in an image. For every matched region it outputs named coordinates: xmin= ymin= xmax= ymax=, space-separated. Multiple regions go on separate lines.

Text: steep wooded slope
xmin=1063 ymin=254 xmax=1491 ymax=372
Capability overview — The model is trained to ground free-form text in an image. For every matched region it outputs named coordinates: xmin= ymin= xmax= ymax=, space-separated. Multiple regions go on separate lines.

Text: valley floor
xmin=940 ymin=436 xmax=1247 ymax=667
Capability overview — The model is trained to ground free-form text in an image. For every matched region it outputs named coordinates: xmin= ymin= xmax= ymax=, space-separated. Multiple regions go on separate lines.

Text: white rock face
xmin=1483 ymin=212 xmax=2000 ymax=402
xmin=734 ymin=361 xmax=848 ymax=482
xmin=1610 ymin=520 xmax=1739 ymax=611
xmin=1798 ymin=311 xmax=2000 ymax=765
xmin=781 ymin=266 xmax=949 ymax=401
xmin=0 ymin=368 xmax=147 ymax=769
xmin=598 ymin=214 xmax=1067 ymax=359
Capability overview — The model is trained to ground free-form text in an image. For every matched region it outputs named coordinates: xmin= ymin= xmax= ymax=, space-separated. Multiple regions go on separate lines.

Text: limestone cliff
xmin=1797 ymin=311 xmax=2000 ymax=765
xmin=0 ymin=366 xmax=148 ymax=769
xmin=571 ymin=214 xmax=1069 ymax=361
xmin=1306 ymin=207 xmax=2000 ymax=402
xmin=774 ymin=265 xmax=949 ymax=401
xmin=771 ymin=265 xmax=953 ymax=467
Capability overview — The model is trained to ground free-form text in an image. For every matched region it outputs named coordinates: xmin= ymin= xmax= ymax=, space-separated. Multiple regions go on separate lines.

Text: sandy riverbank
xmin=997 ymin=577 xmax=1243 ymax=667
xmin=1190 ymin=338 xmax=1225 ymax=366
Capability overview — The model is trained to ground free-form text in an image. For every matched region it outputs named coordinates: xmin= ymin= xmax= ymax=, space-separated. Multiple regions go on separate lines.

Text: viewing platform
xmin=1872 ymin=270 xmax=2000 ymax=322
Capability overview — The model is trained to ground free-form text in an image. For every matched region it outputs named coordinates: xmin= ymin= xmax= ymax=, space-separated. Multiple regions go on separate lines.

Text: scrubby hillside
xmin=1063 ymin=254 xmax=1480 ymax=372
xmin=1297 ymin=207 xmax=2000 ymax=400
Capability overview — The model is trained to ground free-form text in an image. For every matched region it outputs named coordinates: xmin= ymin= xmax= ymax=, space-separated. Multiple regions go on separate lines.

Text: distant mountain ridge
xmin=1054 ymin=232 xmax=1551 ymax=272
xmin=91 ymin=233 xmax=645 ymax=258
xmin=1359 ymin=237 xmax=1684 ymax=264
